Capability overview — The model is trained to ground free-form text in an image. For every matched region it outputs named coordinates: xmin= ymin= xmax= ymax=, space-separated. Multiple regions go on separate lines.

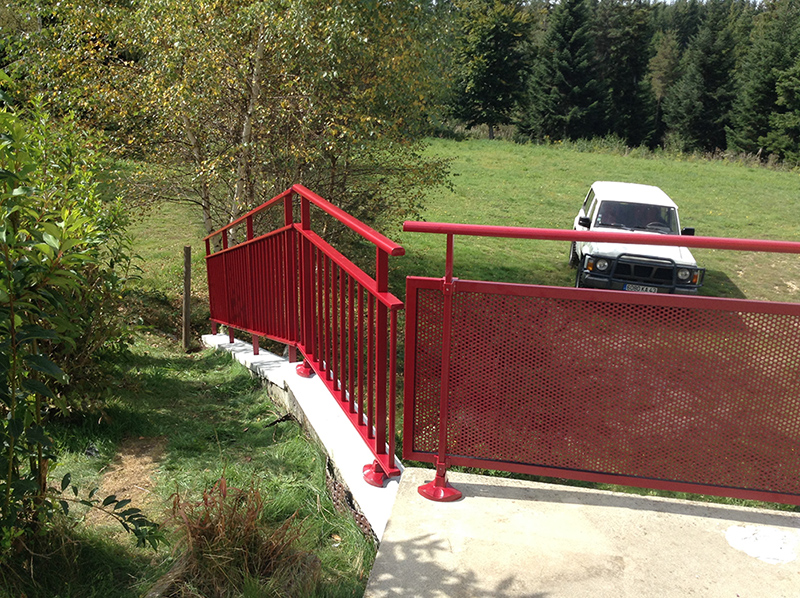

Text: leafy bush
xmin=0 ymin=87 xmax=149 ymax=558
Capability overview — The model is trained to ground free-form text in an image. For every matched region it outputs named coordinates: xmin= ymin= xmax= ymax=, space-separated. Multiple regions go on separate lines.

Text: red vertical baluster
xmin=367 ymin=293 xmax=374 ymax=440
xmin=357 ymin=285 xmax=365 ymax=423
xmin=348 ymin=277 xmax=356 ymax=413
xmin=388 ymin=308 xmax=398 ymax=469
xmin=332 ymin=264 xmax=339 ymax=391
xmin=339 ymin=269 xmax=347 ymax=403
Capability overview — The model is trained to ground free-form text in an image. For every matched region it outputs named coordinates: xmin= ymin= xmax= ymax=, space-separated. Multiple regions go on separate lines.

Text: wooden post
xmin=182 ymin=245 xmax=191 ymax=351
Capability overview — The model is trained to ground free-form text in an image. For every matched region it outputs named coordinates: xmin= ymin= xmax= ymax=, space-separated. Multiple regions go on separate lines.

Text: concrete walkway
xmin=365 ymin=468 xmax=800 ymax=598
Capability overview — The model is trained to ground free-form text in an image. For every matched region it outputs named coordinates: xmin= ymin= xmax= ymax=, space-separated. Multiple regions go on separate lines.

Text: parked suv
xmin=570 ymin=181 xmax=704 ymax=294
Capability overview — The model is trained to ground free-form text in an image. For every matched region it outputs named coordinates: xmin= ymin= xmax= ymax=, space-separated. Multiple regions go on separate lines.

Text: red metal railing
xmin=204 ymin=185 xmax=404 ymax=485
xmin=403 ymin=221 xmax=800 ymax=503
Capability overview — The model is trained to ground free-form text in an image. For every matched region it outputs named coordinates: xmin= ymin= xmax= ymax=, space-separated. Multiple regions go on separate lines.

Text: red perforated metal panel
xmin=405 ymin=278 xmax=800 ymax=503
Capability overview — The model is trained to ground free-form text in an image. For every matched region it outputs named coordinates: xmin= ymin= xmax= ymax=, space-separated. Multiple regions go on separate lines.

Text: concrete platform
xmin=365 ymin=468 xmax=800 ymax=598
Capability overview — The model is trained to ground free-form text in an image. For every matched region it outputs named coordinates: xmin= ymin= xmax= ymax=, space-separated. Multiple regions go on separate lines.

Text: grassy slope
xmin=14 ymin=202 xmax=375 ymax=598
xmin=391 ymin=139 xmax=800 ymax=303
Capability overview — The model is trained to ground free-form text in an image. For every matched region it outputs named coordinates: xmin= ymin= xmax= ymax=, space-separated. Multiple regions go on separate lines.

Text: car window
xmin=594 ymin=201 xmax=678 ymax=233
xmin=587 ymin=198 xmax=599 ymax=224
xmin=582 ymin=190 xmax=595 ymax=213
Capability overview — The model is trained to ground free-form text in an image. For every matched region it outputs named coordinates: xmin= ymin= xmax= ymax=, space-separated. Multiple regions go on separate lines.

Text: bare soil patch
xmin=85 ymin=436 xmax=167 ymax=527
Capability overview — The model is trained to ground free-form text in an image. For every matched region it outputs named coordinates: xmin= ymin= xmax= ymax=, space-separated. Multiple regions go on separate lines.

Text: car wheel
xmin=575 ymin=264 xmax=583 ymax=288
xmin=568 ymin=242 xmax=579 ymax=268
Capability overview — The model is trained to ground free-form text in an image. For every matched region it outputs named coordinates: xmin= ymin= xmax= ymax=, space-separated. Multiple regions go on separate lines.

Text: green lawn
xmin=390 ymin=139 xmax=800 ymax=303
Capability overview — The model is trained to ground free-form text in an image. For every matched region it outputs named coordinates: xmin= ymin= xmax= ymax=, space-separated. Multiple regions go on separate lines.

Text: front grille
xmin=613 ymin=256 xmax=675 ymax=284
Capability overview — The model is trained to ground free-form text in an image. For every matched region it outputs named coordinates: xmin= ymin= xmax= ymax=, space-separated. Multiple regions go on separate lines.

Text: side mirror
xmin=578 ymin=217 xmax=592 ymax=229
xmin=681 ymin=227 xmax=695 ymax=236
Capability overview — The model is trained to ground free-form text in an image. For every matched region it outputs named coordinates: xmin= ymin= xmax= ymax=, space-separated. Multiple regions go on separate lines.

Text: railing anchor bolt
xmin=363 ymin=460 xmax=389 ymax=487
xmin=296 ymin=360 xmax=314 ymax=378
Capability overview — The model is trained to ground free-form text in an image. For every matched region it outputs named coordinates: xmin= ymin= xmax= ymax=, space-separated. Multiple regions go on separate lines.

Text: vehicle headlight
xmin=677 ymin=268 xmax=691 ymax=281
xmin=595 ymin=258 xmax=610 ymax=272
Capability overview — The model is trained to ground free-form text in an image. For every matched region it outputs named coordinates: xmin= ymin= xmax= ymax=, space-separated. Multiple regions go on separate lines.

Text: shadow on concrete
xmin=453 ymin=481 xmax=800 ymax=529
xmin=369 ymin=531 xmax=549 ymax=598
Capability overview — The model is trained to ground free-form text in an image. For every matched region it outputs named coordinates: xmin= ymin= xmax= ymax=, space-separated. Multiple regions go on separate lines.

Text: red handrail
xmin=205 ymin=187 xmax=404 ymax=486
xmin=403 ymin=221 xmax=800 ymax=253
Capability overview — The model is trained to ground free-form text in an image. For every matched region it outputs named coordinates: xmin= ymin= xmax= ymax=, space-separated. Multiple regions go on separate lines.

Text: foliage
xmin=448 ymin=0 xmax=532 ymax=140
xmin=5 ymin=0 xmax=451 ymax=244
xmin=728 ymin=0 xmax=800 ymax=159
xmin=662 ymin=0 xmax=749 ymax=152
xmin=594 ymin=0 xmax=654 ymax=147
xmin=163 ymin=477 xmax=321 ymax=597
xmin=518 ymin=0 xmax=607 ymax=141
xmin=0 ymin=90 xmax=151 ymax=562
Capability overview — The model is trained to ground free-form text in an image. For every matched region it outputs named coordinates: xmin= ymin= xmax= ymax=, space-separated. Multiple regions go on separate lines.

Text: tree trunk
xmin=232 ymin=25 xmax=266 ymax=232
xmin=181 ymin=114 xmax=217 ymax=250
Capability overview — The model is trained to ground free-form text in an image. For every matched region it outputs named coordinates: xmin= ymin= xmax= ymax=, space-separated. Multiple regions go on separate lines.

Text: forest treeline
xmin=1 ymin=0 xmax=798 ymax=239
xmin=446 ymin=0 xmax=800 ymax=161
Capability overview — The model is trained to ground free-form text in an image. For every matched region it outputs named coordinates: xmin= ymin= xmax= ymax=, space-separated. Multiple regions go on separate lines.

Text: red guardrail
xmin=204 ymin=185 xmax=404 ymax=485
xmin=403 ymin=221 xmax=800 ymax=504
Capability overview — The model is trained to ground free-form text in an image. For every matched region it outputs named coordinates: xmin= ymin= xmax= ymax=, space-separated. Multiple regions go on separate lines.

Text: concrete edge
xmin=202 ymin=333 xmax=401 ymax=540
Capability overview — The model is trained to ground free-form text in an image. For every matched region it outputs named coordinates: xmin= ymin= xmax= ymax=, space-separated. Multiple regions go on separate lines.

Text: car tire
xmin=575 ymin=265 xmax=583 ymax=288
xmin=568 ymin=242 xmax=579 ymax=268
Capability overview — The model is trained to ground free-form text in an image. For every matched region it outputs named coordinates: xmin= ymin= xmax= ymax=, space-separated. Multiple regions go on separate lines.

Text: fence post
xmin=418 ymin=233 xmax=462 ymax=501
xmin=182 ymin=245 xmax=192 ymax=350
xmin=363 ymin=248 xmax=391 ymax=487
xmin=245 ymin=215 xmax=260 ymax=355
xmin=296 ymin=195 xmax=314 ymax=378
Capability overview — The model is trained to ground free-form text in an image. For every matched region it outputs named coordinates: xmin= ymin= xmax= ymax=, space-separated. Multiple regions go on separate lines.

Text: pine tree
xmin=662 ymin=0 xmax=737 ymax=151
xmin=594 ymin=0 xmax=654 ymax=146
xmin=449 ymin=0 xmax=532 ymax=139
xmin=520 ymin=0 xmax=606 ymax=141
xmin=648 ymin=29 xmax=682 ymax=143
xmin=727 ymin=0 xmax=800 ymax=156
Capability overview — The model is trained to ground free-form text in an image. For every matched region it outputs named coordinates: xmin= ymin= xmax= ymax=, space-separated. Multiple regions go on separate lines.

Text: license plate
xmin=624 ymin=284 xmax=658 ymax=293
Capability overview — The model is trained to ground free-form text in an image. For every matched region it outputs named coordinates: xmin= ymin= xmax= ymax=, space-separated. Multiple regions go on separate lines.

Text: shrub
xmin=161 ymin=477 xmax=321 ymax=597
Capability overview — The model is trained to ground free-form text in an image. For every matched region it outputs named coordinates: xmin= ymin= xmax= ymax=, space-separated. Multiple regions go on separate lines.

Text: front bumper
xmin=579 ymin=272 xmax=700 ymax=294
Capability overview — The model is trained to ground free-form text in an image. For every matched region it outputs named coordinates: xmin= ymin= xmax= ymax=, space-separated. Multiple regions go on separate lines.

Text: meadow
xmin=391 ymin=139 xmax=800 ymax=304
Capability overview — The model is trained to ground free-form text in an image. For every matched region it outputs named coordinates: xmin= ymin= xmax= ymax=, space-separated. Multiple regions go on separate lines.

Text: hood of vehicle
xmin=584 ymin=237 xmax=698 ymax=266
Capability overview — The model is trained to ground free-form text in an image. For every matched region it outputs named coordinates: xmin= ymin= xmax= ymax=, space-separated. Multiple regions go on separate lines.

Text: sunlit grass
xmin=391 ymin=138 xmax=800 ymax=303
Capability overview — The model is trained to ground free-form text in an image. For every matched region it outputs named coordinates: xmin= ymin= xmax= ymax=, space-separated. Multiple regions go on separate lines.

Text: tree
xmin=519 ymin=0 xmax=607 ymax=141
xmin=449 ymin=0 xmax=532 ymax=139
xmin=648 ymin=30 xmax=682 ymax=144
xmin=5 ymin=0 xmax=450 ymax=243
xmin=594 ymin=0 xmax=654 ymax=146
xmin=662 ymin=0 xmax=737 ymax=151
xmin=727 ymin=0 xmax=800 ymax=156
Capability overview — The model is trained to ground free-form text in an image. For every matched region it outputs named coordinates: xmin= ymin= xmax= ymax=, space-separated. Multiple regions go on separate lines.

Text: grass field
xmin=390 ymin=139 xmax=800 ymax=303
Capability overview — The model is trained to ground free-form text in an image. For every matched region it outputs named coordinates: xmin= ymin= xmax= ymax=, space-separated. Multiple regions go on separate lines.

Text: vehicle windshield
xmin=594 ymin=201 xmax=678 ymax=234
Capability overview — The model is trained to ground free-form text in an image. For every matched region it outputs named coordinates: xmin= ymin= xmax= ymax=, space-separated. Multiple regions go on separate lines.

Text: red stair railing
xmin=204 ymin=185 xmax=403 ymax=485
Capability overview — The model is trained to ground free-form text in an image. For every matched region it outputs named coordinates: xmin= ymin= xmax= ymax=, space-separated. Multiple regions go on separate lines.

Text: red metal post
xmin=419 ymin=233 xmax=462 ymax=501
xmin=296 ymin=196 xmax=314 ymax=378
xmin=364 ymin=248 xmax=391 ymax=487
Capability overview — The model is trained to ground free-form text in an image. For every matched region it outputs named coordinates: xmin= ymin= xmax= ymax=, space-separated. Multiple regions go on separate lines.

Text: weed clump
xmin=155 ymin=477 xmax=321 ymax=598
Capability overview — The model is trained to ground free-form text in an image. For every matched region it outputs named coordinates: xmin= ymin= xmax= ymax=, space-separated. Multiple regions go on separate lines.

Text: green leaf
xmin=113 ymin=498 xmax=131 ymax=511
xmin=59 ymin=500 xmax=69 ymax=516
xmin=102 ymin=494 xmax=117 ymax=507
xmin=23 ymin=354 xmax=68 ymax=383
xmin=21 ymin=378 xmax=56 ymax=400
xmin=61 ymin=473 xmax=71 ymax=492
xmin=42 ymin=232 xmax=60 ymax=250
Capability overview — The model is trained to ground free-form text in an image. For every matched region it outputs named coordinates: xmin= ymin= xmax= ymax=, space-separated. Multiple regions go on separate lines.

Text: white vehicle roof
xmin=591 ymin=181 xmax=678 ymax=209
